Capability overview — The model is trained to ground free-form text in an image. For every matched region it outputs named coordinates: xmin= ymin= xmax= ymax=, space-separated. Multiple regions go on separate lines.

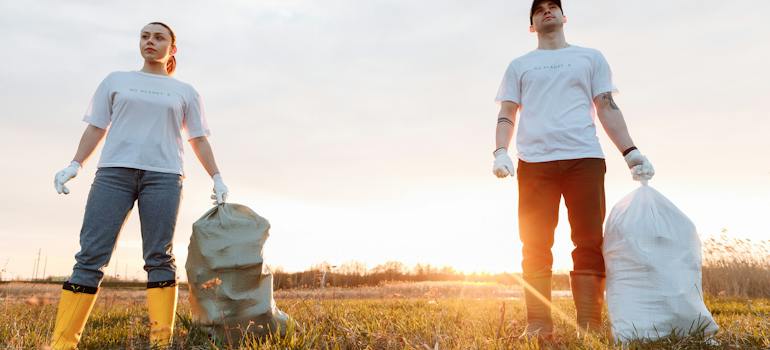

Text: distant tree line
xmin=269 ymin=261 xmax=571 ymax=290
xmin=22 ymin=261 xmax=573 ymax=291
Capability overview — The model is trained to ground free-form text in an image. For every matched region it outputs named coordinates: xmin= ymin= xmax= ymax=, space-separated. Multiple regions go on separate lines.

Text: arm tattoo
xmin=497 ymin=117 xmax=514 ymax=126
xmin=600 ymin=93 xmax=619 ymax=110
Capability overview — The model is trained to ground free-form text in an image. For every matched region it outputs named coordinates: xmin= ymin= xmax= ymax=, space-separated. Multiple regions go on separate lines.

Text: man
xmin=492 ymin=0 xmax=655 ymax=338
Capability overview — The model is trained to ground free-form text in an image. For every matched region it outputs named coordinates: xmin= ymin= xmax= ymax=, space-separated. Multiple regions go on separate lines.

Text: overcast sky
xmin=1 ymin=0 xmax=768 ymax=280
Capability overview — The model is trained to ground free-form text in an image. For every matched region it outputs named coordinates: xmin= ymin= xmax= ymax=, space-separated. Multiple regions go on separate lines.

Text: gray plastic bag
xmin=186 ymin=203 xmax=290 ymax=340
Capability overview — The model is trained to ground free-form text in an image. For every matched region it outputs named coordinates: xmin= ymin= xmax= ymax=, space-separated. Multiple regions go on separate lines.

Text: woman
xmin=50 ymin=22 xmax=228 ymax=349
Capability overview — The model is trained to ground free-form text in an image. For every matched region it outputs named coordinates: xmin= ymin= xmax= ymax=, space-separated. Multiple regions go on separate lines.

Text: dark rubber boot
xmin=520 ymin=273 xmax=553 ymax=339
xmin=570 ymin=271 xmax=606 ymax=336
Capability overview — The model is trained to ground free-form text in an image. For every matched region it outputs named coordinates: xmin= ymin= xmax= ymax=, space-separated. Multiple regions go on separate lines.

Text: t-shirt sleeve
xmin=591 ymin=51 xmax=618 ymax=98
xmin=495 ymin=61 xmax=521 ymax=104
xmin=183 ymin=87 xmax=211 ymax=140
xmin=82 ymin=74 xmax=114 ymax=129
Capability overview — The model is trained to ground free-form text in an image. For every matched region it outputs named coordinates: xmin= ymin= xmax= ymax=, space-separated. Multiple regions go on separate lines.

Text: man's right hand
xmin=493 ymin=149 xmax=515 ymax=178
xmin=54 ymin=161 xmax=81 ymax=194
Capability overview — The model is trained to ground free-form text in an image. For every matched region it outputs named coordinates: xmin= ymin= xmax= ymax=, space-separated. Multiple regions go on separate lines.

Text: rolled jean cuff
xmin=147 ymin=268 xmax=176 ymax=284
xmin=67 ymin=269 xmax=104 ymax=289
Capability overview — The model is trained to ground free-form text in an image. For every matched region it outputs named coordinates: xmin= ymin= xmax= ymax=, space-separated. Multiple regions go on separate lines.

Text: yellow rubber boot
xmin=147 ymin=281 xmax=178 ymax=348
xmin=51 ymin=283 xmax=99 ymax=350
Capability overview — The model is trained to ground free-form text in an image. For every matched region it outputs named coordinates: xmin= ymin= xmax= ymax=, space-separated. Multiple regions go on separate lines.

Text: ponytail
xmin=166 ymin=55 xmax=176 ymax=75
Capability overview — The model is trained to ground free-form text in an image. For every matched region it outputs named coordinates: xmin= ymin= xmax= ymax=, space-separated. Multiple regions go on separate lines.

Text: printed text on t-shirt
xmin=129 ymin=88 xmax=171 ymax=97
xmin=531 ymin=63 xmax=572 ymax=71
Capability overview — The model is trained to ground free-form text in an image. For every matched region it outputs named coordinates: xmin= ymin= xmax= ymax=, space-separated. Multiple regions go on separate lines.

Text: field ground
xmin=1 ymin=282 xmax=768 ymax=349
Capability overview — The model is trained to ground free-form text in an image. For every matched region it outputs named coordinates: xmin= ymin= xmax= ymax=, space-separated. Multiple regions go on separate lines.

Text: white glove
xmin=624 ymin=149 xmax=655 ymax=181
xmin=211 ymin=173 xmax=229 ymax=205
xmin=54 ymin=161 xmax=81 ymax=194
xmin=492 ymin=149 xmax=515 ymax=178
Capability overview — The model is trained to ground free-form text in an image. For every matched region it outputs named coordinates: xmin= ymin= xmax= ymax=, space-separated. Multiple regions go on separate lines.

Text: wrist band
xmin=622 ymin=146 xmax=638 ymax=156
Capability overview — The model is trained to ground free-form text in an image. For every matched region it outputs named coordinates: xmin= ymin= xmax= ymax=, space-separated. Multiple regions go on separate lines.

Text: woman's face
xmin=139 ymin=24 xmax=176 ymax=63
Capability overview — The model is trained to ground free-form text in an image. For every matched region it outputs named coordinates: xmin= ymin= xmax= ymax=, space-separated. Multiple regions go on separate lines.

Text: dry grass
xmin=702 ymin=234 xmax=770 ymax=298
xmin=2 ymin=235 xmax=767 ymax=349
xmin=1 ymin=282 xmax=769 ymax=349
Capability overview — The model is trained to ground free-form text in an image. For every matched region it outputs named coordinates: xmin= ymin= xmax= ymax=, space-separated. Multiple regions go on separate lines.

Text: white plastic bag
xmin=186 ymin=203 xmax=290 ymax=340
xmin=603 ymin=183 xmax=718 ymax=342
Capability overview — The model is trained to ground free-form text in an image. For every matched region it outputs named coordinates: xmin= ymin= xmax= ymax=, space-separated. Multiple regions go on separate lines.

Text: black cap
xmin=530 ymin=0 xmax=563 ymax=25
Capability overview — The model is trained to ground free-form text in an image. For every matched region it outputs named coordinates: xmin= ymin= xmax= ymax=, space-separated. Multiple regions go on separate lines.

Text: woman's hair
xmin=148 ymin=22 xmax=176 ymax=75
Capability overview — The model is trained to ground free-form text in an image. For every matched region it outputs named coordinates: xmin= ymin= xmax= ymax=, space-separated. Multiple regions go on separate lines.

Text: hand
xmin=624 ymin=149 xmax=655 ymax=181
xmin=54 ymin=161 xmax=81 ymax=194
xmin=493 ymin=149 xmax=515 ymax=178
xmin=211 ymin=173 xmax=229 ymax=205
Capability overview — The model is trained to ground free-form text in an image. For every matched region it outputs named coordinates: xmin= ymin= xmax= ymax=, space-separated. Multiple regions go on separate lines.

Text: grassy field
xmin=1 ymin=282 xmax=768 ymax=349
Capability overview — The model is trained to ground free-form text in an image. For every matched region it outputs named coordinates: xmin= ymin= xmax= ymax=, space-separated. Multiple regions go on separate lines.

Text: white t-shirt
xmin=495 ymin=45 xmax=617 ymax=162
xmin=83 ymin=71 xmax=210 ymax=175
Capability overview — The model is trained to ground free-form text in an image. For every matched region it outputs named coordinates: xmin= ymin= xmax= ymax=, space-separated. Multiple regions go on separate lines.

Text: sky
xmin=1 ymin=0 xmax=768 ymax=281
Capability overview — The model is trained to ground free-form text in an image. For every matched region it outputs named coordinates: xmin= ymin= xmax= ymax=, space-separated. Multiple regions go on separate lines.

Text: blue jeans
xmin=68 ymin=167 xmax=182 ymax=288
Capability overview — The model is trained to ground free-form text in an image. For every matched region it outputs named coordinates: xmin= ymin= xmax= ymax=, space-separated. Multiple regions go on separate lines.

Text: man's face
xmin=530 ymin=1 xmax=565 ymax=33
